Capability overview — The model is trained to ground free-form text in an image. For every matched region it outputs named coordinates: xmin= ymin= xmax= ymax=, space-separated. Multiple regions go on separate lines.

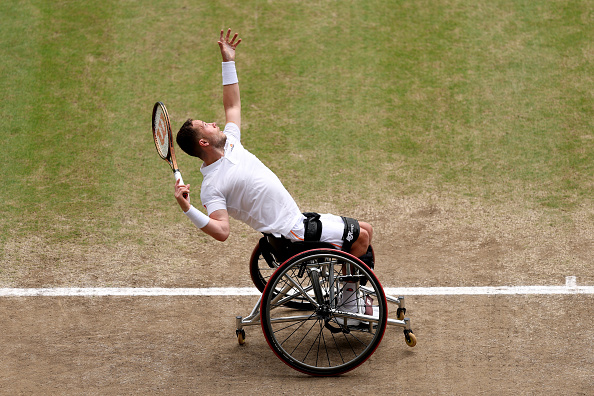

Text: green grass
xmin=1 ymin=0 xmax=592 ymax=255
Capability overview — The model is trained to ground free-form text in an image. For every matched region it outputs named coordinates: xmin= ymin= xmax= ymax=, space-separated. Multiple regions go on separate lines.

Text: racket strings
xmin=153 ymin=106 xmax=171 ymax=159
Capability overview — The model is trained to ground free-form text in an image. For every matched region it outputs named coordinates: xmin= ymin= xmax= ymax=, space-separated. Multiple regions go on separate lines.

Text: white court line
xmin=0 ymin=277 xmax=592 ymax=297
xmin=0 ymin=287 xmax=261 ymax=297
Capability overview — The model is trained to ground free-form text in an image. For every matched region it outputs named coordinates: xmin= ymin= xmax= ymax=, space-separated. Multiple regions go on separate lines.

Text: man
xmin=174 ymin=28 xmax=373 ymax=259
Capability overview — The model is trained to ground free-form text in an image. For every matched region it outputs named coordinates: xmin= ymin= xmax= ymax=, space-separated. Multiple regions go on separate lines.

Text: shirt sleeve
xmin=200 ymin=185 xmax=227 ymax=215
xmin=224 ymin=122 xmax=241 ymax=141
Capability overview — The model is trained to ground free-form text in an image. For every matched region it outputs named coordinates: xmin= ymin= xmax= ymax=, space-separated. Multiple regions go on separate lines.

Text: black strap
xmin=302 ymin=212 xmax=322 ymax=242
xmin=340 ymin=216 xmax=360 ymax=252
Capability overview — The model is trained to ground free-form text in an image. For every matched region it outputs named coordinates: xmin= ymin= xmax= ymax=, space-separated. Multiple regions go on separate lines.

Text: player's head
xmin=177 ymin=118 xmax=225 ymax=160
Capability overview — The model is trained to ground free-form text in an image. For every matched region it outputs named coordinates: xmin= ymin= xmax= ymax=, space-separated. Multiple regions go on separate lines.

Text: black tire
xmin=249 ymin=241 xmax=273 ymax=293
xmin=260 ymin=249 xmax=387 ymax=376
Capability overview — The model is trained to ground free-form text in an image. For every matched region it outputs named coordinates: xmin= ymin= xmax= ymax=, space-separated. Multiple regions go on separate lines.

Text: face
xmin=192 ymin=120 xmax=226 ymax=149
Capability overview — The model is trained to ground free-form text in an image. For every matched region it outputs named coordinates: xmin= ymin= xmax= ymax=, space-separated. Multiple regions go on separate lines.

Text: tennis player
xmin=174 ymin=28 xmax=373 ymax=259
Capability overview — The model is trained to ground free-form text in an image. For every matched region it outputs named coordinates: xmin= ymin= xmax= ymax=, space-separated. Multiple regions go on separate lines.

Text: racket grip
xmin=174 ymin=171 xmax=189 ymax=199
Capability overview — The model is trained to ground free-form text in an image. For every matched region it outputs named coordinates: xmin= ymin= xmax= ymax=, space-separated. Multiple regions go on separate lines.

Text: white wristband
xmin=185 ymin=205 xmax=210 ymax=229
xmin=222 ymin=61 xmax=238 ymax=85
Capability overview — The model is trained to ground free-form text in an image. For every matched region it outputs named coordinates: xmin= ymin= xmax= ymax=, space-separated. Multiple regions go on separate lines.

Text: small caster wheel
xmin=236 ymin=329 xmax=246 ymax=345
xmin=396 ymin=307 xmax=406 ymax=321
xmin=404 ymin=330 xmax=416 ymax=347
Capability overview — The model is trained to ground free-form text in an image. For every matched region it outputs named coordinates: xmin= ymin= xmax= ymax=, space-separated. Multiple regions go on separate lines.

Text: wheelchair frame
xmin=235 ymin=236 xmax=416 ymax=376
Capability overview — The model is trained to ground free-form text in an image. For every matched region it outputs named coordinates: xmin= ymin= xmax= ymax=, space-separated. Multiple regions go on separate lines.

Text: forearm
xmin=218 ymin=29 xmax=242 ymax=126
xmin=200 ymin=218 xmax=230 ymax=242
xmin=184 ymin=206 xmax=230 ymax=242
xmin=222 ymin=62 xmax=241 ymax=126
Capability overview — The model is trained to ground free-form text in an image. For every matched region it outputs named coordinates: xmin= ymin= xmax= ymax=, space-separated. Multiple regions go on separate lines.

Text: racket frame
xmin=152 ymin=101 xmax=187 ymax=196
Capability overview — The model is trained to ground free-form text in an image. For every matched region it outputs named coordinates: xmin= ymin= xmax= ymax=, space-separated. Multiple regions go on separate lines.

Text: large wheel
xmin=260 ymin=249 xmax=387 ymax=376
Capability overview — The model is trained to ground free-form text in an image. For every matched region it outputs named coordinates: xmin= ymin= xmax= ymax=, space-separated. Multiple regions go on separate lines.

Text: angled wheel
xmin=249 ymin=240 xmax=313 ymax=310
xmin=249 ymin=240 xmax=275 ymax=293
xmin=260 ymin=249 xmax=387 ymax=376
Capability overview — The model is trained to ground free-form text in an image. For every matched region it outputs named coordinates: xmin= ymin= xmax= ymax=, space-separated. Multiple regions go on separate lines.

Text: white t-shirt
xmin=200 ymin=123 xmax=303 ymax=237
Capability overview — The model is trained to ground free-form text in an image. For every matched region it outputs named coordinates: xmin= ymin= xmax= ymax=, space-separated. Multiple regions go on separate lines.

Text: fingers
xmin=220 ymin=28 xmax=241 ymax=47
xmin=174 ymin=179 xmax=190 ymax=195
xmin=174 ymin=181 xmax=191 ymax=211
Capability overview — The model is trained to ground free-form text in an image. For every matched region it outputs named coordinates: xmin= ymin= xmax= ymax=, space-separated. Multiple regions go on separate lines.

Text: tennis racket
xmin=152 ymin=101 xmax=188 ymax=199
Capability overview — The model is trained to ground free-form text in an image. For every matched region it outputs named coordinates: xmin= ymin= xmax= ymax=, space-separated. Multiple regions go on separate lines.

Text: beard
xmin=201 ymin=133 xmax=227 ymax=149
xmin=212 ymin=133 xmax=227 ymax=150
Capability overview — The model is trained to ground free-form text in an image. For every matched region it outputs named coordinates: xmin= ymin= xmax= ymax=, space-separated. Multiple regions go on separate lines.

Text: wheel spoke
xmin=329 ymin=330 xmax=345 ymax=364
xmin=302 ymin=319 xmax=324 ymax=363
xmin=272 ymin=312 xmax=317 ymax=348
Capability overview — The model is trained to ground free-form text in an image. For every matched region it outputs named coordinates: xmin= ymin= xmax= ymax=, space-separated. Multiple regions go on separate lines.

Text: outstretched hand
xmin=218 ymin=28 xmax=241 ymax=62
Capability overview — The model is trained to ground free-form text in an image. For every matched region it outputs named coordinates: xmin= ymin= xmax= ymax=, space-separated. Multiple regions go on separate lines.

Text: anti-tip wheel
xmin=404 ymin=331 xmax=417 ymax=347
xmin=237 ymin=329 xmax=246 ymax=345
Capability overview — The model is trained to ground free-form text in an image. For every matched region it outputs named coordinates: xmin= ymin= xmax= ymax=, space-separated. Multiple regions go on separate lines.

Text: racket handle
xmin=174 ymin=171 xmax=189 ymax=199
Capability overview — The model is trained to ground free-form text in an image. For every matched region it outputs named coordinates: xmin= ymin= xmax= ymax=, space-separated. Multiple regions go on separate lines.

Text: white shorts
xmin=284 ymin=213 xmax=345 ymax=249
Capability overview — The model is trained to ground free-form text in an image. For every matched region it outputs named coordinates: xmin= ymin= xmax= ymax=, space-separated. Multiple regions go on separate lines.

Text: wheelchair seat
xmin=260 ymin=233 xmax=337 ymax=264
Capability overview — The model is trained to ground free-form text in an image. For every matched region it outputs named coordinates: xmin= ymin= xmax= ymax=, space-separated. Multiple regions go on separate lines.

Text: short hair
xmin=176 ymin=119 xmax=204 ymax=159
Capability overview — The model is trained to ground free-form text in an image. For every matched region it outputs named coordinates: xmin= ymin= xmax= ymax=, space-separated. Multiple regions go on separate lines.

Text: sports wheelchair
xmin=236 ymin=234 xmax=416 ymax=376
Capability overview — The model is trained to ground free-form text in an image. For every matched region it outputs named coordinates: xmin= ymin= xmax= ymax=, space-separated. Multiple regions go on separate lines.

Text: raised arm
xmin=218 ymin=28 xmax=241 ymax=128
